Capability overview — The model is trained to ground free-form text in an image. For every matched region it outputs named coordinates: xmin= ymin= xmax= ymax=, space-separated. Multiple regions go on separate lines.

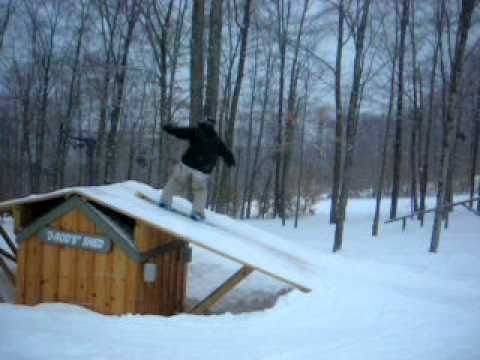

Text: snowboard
xmin=135 ymin=191 xmax=207 ymax=222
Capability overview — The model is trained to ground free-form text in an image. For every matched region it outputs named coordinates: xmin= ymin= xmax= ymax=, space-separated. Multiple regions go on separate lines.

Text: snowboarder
xmin=159 ymin=117 xmax=236 ymax=221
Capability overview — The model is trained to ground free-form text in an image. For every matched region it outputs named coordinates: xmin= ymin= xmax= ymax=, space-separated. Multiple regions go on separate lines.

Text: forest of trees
xmin=0 ymin=0 xmax=478 ymax=251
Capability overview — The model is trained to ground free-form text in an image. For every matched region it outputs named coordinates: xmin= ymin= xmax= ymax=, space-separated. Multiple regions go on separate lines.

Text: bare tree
xmin=274 ymin=0 xmax=291 ymax=219
xmin=372 ymin=4 xmax=399 ymax=237
xmin=408 ymin=0 xmax=420 ymax=213
xmin=240 ymin=31 xmax=259 ymax=219
xmin=294 ymin=69 xmax=311 ymax=228
xmin=204 ymin=0 xmax=223 ymax=120
xmin=419 ymin=0 xmax=445 ymax=225
xmin=430 ymin=0 xmax=477 ymax=253
xmin=280 ymin=0 xmax=309 ymax=225
xmin=104 ymin=0 xmax=142 ymax=183
xmin=0 ymin=0 xmax=13 ymax=51
xmin=330 ymin=0 xmax=345 ymax=224
xmin=245 ymin=45 xmax=274 ymax=218
xmin=55 ymin=1 xmax=89 ymax=188
xmin=390 ymin=0 xmax=410 ymax=220
xmin=210 ymin=1 xmax=241 ymax=209
xmin=217 ymin=0 xmax=253 ymax=214
xmin=333 ymin=0 xmax=372 ymax=252
xmin=94 ymin=0 xmax=122 ymax=185
xmin=190 ymin=0 xmax=205 ymax=126
xmin=21 ymin=0 xmax=62 ymax=192
xmin=142 ymin=0 xmax=176 ymax=185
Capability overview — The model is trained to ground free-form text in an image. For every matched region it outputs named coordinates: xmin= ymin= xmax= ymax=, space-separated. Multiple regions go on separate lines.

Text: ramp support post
xmin=0 ymin=254 xmax=15 ymax=288
xmin=191 ymin=265 xmax=254 ymax=315
xmin=0 ymin=223 xmax=16 ymax=259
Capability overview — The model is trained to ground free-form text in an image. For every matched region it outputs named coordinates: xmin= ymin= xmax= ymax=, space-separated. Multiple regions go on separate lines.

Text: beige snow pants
xmin=160 ymin=162 xmax=209 ymax=216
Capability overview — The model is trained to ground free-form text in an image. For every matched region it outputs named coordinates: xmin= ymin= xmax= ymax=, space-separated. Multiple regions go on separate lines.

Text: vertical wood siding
xmin=16 ymin=207 xmax=187 ymax=316
xmin=134 ymin=221 xmax=187 ymax=315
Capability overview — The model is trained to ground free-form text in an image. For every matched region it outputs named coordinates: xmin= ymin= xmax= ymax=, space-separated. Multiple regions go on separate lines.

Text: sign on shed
xmin=40 ymin=228 xmax=112 ymax=253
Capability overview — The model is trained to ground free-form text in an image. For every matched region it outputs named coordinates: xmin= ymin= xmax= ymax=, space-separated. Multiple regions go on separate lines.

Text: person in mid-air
xmin=159 ymin=117 xmax=236 ymax=221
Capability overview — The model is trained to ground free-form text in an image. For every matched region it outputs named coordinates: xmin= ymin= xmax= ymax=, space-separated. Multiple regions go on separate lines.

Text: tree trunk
xmin=280 ymin=0 xmax=309 ymax=225
xmin=148 ymin=95 xmax=159 ymax=184
xmin=20 ymin=64 xmax=34 ymax=193
xmin=211 ymin=21 xmax=239 ymax=210
xmin=240 ymin=36 xmax=258 ymax=219
xmin=294 ymin=75 xmax=310 ymax=228
xmin=246 ymin=48 xmax=273 ymax=218
xmin=430 ymin=0 xmax=475 ymax=253
xmin=469 ymin=80 xmax=480 ymax=208
xmin=127 ymin=83 xmax=147 ymax=180
xmin=333 ymin=0 xmax=372 ymax=252
xmin=127 ymin=123 xmax=138 ymax=180
xmin=204 ymin=0 xmax=223 ymax=120
xmin=95 ymin=64 xmax=111 ymax=185
xmin=260 ymin=170 xmax=274 ymax=218
xmin=372 ymin=11 xmax=398 ymax=237
xmin=390 ymin=0 xmax=410 ymax=220
xmin=218 ymin=0 xmax=252 ymax=214
xmin=190 ymin=0 xmax=205 ymax=126
xmin=143 ymin=0 xmax=176 ymax=186
xmin=419 ymin=0 xmax=445 ymax=225
xmin=33 ymin=23 xmax=57 ymax=193
xmin=104 ymin=2 xmax=139 ymax=183
xmin=274 ymin=0 xmax=290 ymax=219
xmin=159 ymin=0 xmax=174 ymax=185
xmin=0 ymin=0 xmax=13 ymax=52
xmin=95 ymin=1 xmax=122 ymax=185
xmin=56 ymin=3 xmax=88 ymax=188
xmin=161 ymin=0 xmax=187 ymax=185
xmin=445 ymin=98 xmax=465 ymax=221
xmin=408 ymin=0 xmax=420 ymax=213
xmin=330 ymin=0 xmax=345 ymax=224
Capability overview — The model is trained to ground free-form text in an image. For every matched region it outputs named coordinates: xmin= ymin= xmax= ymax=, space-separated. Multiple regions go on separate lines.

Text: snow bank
xmin=1 ymin=197 xmax=479 ymax=360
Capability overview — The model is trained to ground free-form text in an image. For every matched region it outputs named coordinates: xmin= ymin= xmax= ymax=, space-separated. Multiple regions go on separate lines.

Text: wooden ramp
xmin=0 ymin=181 xmax=317 ymax=313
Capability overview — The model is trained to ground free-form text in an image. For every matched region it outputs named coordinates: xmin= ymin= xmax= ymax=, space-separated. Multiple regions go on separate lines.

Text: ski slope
xmin=1 ymin=196 xmax=480 ymax=360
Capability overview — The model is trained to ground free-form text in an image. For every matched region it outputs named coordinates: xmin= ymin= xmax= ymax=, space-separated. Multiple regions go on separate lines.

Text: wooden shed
xmin=5 ymin=195 xmax=190 ymax=315
xmin=0 ymin=181 xmax=315 ymax=316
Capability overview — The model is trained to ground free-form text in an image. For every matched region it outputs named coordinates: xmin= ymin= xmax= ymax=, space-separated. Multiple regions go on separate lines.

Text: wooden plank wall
xmin=134 ymin=221 xmax=188 ymax=315
xmin=16 ymin=209 xmax=136 ymax=315
xmin=16 ymin=208 xmax=188 ymax=316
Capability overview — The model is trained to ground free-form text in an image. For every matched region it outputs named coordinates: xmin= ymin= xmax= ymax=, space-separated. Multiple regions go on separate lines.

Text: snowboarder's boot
xmin=158 ymin=201 xmax=170 ymax=210
xmin=190 ymin=211 xmax=205 ymax=222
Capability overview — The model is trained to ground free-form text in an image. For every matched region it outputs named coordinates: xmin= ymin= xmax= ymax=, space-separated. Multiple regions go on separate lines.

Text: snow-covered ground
xmin=1 ymin=196 xmax=480 ymax=360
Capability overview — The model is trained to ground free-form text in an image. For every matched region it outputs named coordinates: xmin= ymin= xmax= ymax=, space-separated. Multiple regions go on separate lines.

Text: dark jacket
xmin=163 ymin=122 xmax=235 ymax=174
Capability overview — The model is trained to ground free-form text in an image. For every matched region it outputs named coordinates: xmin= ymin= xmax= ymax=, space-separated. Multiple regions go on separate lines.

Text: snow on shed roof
xmin=0 ymin=181 xmax=317 ymax=292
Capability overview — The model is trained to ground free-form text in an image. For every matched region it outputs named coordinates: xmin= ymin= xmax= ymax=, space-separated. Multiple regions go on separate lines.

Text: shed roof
xmin=0 ymin=181 xmax=317 ymax=292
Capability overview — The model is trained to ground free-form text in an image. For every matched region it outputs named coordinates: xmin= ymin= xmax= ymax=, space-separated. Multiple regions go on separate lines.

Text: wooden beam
xmin=461 ymin=203 xmax=480 ymax=216
xmin=16 ymin=196 xmax=84 ymax=244
xmin=385 ymin=196 xmax=480 ymax=224
xmin=0 ymin=223 xmax=17 ymax=257
xmin=191 ymin=265 xmax=254 ymax=315
xmin=0 ymin=253 xmax=15 ymax=288
xmin=78 ymin=202 xmax=142 ymax=262
xmin=139 ymin=240 xmax=186 ymax=262
xmin=0 ymin=248 xmax=16 ymax=263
